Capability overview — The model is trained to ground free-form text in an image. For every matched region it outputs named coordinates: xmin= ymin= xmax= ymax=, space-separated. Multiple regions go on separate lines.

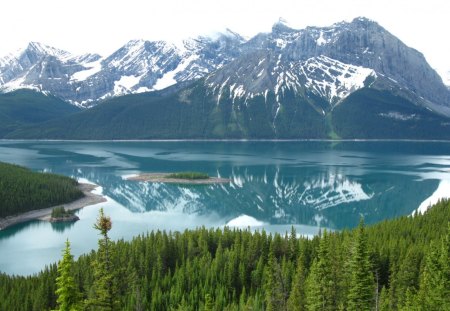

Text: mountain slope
xmin=0 ymin=89 xmax=80 ymax=136
xmin=2 ymin=17 xmax=450 ymax=139
xmin=6 ymin=79 xmax=450 ymax=140
xmin=0 ymin=32 xmax=246 ymax=107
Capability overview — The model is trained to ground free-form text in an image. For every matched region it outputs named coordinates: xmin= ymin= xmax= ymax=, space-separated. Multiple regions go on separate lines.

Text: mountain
xmin=0 ymin=31 xmax=246 ymax=107
xmin=2 ymin=17 xmax=450 ymax=139
xmin=0 ymin=89 xmax=80 ymax=137
xmin=438 ymin=69 xmax=450 ymax=88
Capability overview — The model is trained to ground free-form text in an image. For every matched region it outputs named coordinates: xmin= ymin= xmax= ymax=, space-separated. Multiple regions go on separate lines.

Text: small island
xmin=49 ymin=206 xmax=80 ymax=223
xmin=127 ymin=171 xmax=230 ymax=184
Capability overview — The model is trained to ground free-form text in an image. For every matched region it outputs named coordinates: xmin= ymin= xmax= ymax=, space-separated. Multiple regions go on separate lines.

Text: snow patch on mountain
xmin=1 ymin=76 xmax=40 ymax=92
xmin=113 ymin=75 xmax=142 ymax=95
xmin=153 ymin=54 xmax=199 ymax=90
xmin=71 ymin=60 xmax=102 ymax=81
xmin=299 ymin=55 xmax=376 ymax=105
xmin=206 ymin=54 xmax=375 ymax=109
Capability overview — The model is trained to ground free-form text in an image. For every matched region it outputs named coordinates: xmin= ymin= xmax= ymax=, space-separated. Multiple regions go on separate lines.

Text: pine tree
xmin=347 ymin=219 xmax=374 ymax=311
xmin=265 ymin=248 xmax=286 ymax=311
xmin=88 ymin=208 xmax=118 ymax=310
xmin=287 ymin=252 xmax=307 ymax=311
xmin=417 ymin=222 xmax=450 ymax=310
xmin=305 ymin=230 xmax=336 ymax=311
xmin=440 ymin=222 xmax=450 ymax=310
xmin=204 ymin=293 xmax=214 ymax=311
xmin=54 ymin=239 xmax=80 ymax=311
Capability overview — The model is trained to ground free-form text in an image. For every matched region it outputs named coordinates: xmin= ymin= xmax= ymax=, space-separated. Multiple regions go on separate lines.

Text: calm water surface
xmin=1 ymin=140 xmax=450 ymax=275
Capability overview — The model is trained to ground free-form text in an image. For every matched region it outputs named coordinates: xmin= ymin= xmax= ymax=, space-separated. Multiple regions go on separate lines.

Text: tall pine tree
xmin=287 ymin=252 xmax=307 ymax=311
xmin=305 ymin=230 xmax=336 ymax=311
xmin=54 ymin=239 xmax=80 ymax=311
xmin=265 ymin=247 xmax=287 ymax=311
xmin=88 ymin=208 xmax=118 ymax=310
xmin=347 ymin=219 xmax=374 ymax=311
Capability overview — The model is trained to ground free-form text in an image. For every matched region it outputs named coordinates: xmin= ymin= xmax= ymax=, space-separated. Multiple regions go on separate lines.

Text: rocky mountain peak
xmin=24 ymin=42 xmax=71 ymax=61
xmin=0 ymin=17 xmax=449 ymax=113
xmin=272 ymin=18 xmax=294 ymax=33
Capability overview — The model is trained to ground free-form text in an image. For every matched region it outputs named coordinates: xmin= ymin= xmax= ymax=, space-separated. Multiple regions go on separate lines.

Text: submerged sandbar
xmin=126 ymin=173 xmax=230 ymax=184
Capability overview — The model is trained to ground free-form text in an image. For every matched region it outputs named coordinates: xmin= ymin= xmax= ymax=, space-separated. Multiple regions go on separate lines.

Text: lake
xmin=1 ymin=140 xmax=450 ymax=275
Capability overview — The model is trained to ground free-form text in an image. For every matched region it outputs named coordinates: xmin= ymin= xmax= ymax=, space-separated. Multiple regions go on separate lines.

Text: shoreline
xmin=413 ymin=180 xmax=450 ymax=215
xmin=0 ymin=183 xmax=106 ymax=231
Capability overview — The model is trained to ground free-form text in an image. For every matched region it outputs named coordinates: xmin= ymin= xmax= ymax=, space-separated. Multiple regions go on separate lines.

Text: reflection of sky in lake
xmin=1 ymin=140 xmax=450 ymax=275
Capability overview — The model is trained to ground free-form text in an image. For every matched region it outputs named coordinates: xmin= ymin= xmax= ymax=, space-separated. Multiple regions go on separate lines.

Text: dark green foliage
xmin=6 ymin=84 xmax=450 ymax=140
xmin=0 ymin=200 xmax=449 ymax=310
xmin=88 ymin=208 xmax=119 ymax=310
xmin=0 ymin=162 xmax=84 ymax=218
xmin=5 ymin=82 xmax=328 ymax=140
xmin=415 ymin=222 xmax=450 ymax=310
xmin=51 ymin=207 xmax=74 ymax=218
xmin=54 ymin=240 xmax=80 ymax=311
xmin=332 ymin=88 xmax=450 ymax=139
xmin=0 ymin=89 xmax=80 ymax=137
xmin=347 ymin=219 xmax=375 ymax=311
xmin=305 ymin=231 xmax=338 ymax=311
xmin=166 ymin=172 xmax=210 ymax=180
xmin=287 ymin=252 xmax=307 ymax=311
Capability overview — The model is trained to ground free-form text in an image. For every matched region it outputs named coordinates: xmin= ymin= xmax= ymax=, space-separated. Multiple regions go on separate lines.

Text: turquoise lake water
xmin=1 ymin=140 xmax=450 ymax=275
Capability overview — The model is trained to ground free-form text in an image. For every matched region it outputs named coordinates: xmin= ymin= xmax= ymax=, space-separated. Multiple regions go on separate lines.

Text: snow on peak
xmin=298 ymin=55 xmax=376 ymax=105
xmin=26 ymin=41 xmax=72 ymax=60
xmin=352 ymin=16 xmax=378 ymax=24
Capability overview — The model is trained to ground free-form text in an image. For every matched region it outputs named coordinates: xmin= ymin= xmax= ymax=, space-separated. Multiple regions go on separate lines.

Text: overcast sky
xmin=0 ymin=0 xmax=448 ymax=71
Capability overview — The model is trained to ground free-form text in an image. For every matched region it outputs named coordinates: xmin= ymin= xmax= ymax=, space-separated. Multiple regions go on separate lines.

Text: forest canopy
xmin=0 ymin=161 xmax=84 ymax=218
xmin=0 ymin=199 xmax=449 ymax=310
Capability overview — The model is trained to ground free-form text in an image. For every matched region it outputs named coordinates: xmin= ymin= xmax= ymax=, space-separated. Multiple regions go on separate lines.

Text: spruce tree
xmin=204 ymin=293 xmax=214 ymax=311
xmin=347 ymin=219 xmax=374 ymax=311
xmin=418 ymin=222 xmax=450 ymax=310
xmin=287 ymin=252 xmax=307 ymax=311
xmin=305 ymin=230 xmax=336 ymax=311
xmin=441 ymin=222 xmax=450 ymax=309
xmin=88 ymin=208 xmax=118 ymax=310
xmin=54 ymin=239 xmax=80 ymax=311
xmin=264 ymin=248 xmax=286 ymax=311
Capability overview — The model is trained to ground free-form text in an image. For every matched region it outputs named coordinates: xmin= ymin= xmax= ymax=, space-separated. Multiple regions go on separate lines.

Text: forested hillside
xmin=0 ymin=90 xmax=80 ymax=137
xmin=0 ymin=162 xmax=84 ymax=218
xmin=0 ymin=199 xmax=449 ymax=310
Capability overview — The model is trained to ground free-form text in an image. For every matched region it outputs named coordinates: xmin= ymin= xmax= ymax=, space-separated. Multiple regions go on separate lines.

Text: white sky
xmin=0 ymin=0 xmax=448 ymax=71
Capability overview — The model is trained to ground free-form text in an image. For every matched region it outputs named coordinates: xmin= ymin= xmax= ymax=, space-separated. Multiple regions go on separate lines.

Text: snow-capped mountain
xmin=0 ymin=31 xmax=245 ymax=107
xmin=0 ymin=17 xmax=449 ymax=117
xmin=204 ymin=17 xmax=450 ymax=117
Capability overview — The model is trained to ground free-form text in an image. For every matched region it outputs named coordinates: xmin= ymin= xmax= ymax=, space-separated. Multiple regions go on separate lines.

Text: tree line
xmin=0 ymin=199 xmax=449 ymax=310
xmin=0 ymin=162 xmax=84 ymax=218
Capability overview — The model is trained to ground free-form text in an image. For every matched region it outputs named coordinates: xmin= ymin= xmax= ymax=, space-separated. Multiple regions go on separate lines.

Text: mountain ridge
xmin=1 ymin=17 xmax=448 ymax=110
xmin=1 ymin=17 xmax=450 ymax=140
